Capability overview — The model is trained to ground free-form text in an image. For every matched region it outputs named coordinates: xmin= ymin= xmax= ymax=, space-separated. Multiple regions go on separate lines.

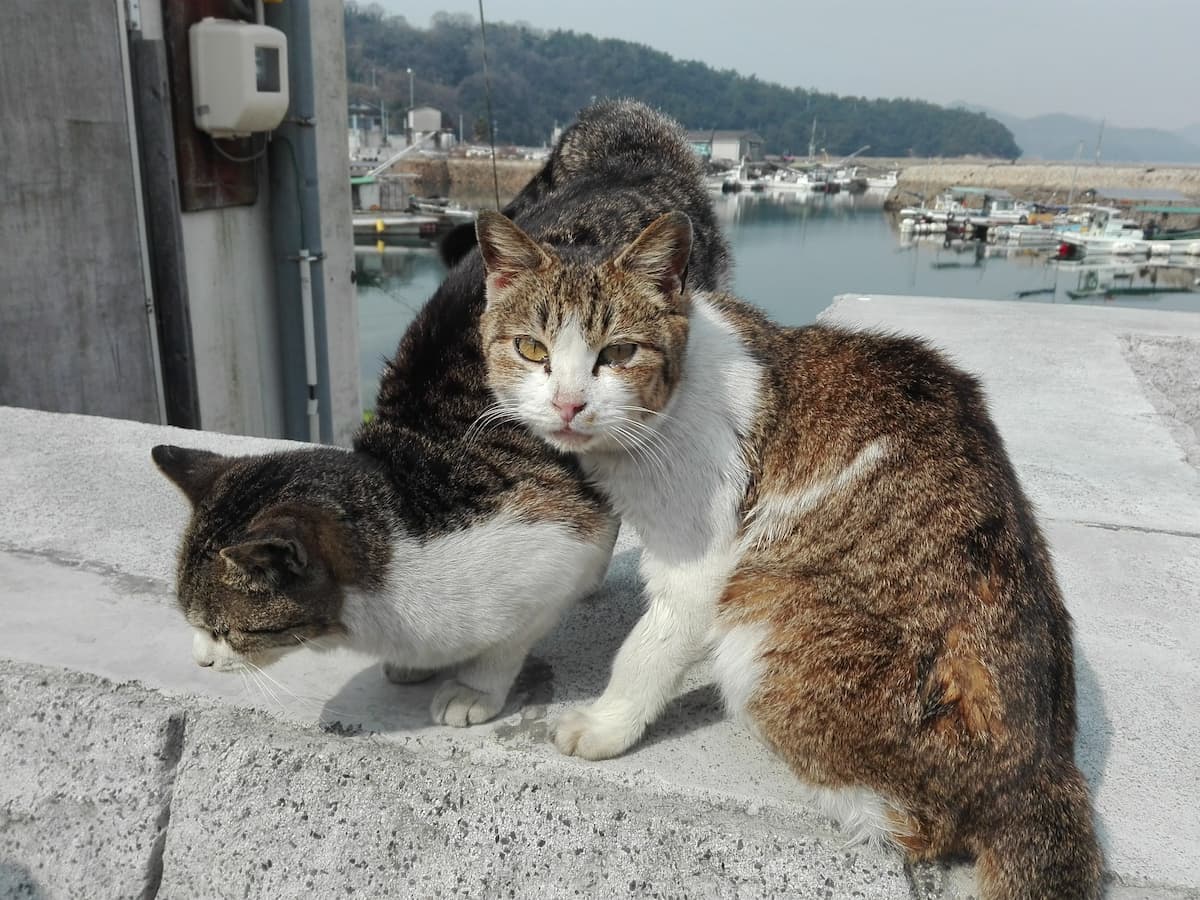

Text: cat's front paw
xmin=430 ymin=679 xmax=504 ymax=727
xmin=553 ymin=704 xmax=642 ymax=760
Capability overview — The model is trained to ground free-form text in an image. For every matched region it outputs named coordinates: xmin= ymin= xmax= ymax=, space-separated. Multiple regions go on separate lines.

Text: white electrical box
xmin=189 ymin=18 xmax=289 ymax=139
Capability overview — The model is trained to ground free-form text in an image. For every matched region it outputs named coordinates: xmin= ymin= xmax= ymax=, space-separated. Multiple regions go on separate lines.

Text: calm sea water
xmin=355 ymin=190 xmax=1199 ymax=407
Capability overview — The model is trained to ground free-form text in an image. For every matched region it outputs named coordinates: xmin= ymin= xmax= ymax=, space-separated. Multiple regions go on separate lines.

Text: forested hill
xmin=344 ymin=5 xmax=1021 ymax=159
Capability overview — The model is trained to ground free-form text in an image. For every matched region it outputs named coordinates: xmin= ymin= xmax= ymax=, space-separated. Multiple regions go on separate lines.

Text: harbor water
xmin=355 ymin=190 xmax=1199 ymax=409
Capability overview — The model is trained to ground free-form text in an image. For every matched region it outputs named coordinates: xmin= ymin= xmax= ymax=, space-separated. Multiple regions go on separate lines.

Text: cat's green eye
xmin=598 ymin=342 xmax=637 ymax=366
xmin=514 ymin=336 xmax=549 ymax=363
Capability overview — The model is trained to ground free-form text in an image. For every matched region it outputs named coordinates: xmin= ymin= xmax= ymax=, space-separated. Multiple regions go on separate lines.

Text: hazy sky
xmin=371 ymin=0 xmax=1197 ymax=131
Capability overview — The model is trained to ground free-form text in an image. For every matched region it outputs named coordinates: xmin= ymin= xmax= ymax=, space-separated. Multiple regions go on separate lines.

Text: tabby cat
xmin=152 ymin=100 xmax=729 ymax=728
xmin=476 ymin=209 xmax=1103 ymax=898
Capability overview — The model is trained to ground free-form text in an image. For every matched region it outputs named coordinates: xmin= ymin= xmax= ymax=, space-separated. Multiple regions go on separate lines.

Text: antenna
xmin=477 ymin=0 xmax=501 ymax=210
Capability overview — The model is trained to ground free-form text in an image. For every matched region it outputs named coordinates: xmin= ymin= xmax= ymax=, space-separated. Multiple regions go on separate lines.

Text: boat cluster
xmin=708 ymin=162 xmax=899 ymax=196
xmin=898 ymin=186 xmax=1200 ymax=300
xmin=899 ymin=187 xmax=1200 ymax=259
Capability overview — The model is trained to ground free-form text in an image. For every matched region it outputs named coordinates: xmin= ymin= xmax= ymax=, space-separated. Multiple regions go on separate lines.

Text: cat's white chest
xmin=585 ymin=296 xmax=763 ymax=564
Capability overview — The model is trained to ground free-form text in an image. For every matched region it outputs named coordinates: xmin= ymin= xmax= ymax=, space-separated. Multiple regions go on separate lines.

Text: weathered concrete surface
xmin=1 ymin=296 xmax=1199 ymax=898
xmin=0 ymin=662 xmax=182 ymax=899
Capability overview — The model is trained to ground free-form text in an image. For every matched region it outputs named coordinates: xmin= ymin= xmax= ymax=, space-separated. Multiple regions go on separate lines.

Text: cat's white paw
xmin=383 ymin=662 xmax=437 ymax=684
xmin=430 ymin=680 xmax=504 ymax=727
xmin=553 ymin=704 xmax=642 ymax=760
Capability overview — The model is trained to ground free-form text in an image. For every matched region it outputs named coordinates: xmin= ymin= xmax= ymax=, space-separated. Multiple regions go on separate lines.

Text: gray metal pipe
xmin=266 ymin=0 xmax=333 ymax=443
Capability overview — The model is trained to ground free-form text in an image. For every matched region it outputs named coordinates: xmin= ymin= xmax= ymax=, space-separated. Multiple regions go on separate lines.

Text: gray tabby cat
xmin=153 ymin=100 xmax=730 ymax=727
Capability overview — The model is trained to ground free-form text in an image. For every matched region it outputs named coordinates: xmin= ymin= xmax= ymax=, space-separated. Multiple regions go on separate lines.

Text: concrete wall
xmin=139 ymin=2 xmax=288 ymax=439
xmin=179 ymin=208 xmax=288 ymax=437
xmin=0 ymin=0 xmax=358 ymax=443
xmin=0 ymin=0 xmax=163 ymax=424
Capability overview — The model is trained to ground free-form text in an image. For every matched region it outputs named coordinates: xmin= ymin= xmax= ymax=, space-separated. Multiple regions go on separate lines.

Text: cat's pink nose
xmin=554 ymin=399 xmax=586 ymax=423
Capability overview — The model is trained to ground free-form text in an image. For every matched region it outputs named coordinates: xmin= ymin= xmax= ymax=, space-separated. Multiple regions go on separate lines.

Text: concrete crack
xmin=1075 ymin=520 xmax=1200 ymax=540
xmin=140 ymin=711 xmax=187 ymax=900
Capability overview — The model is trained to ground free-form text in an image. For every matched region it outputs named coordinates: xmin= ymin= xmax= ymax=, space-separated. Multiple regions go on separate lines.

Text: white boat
xmin=974 ymin=196 xmax=1034 ymax=225
xmin=899 ymin=190 xmax=970 ymax=222
xmin=991 ymin=223 xmax=1057 ymax=246
xmin=866 ymin=169 xmax=899 ymax=190
xmin=713 ymin=161 xmax=766 ymax=193
xmin=1055 ymin=206 xmax=1148 ymax=259
xmin=762 ymin=169 xmax=811 ymax=192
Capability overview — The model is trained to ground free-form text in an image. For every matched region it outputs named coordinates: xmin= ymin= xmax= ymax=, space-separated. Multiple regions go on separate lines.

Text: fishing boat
xmin=1054 ymin=206 xmax=1148 ymax=260
xmin=1137 ymin=205 xmax=1200 ymax=242
xmin=866 ymin=169 xmax=899 ymax=191
xmin=762 ymin=169 xmax=811 ymax=193
xmin=899 ymin=189 xmax=970 ymax=223
xmin=716 ymin=161 xmax=766 ymax=193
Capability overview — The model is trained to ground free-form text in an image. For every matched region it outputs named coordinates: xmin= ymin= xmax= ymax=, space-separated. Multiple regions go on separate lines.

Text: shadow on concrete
xmin=316 ymin=549 xmax=649 ymax=735
xmin=318 ymin=660 xmax=439 ymax=735
xmin=0 ymin=861 xmax=46 ymax=899
xmin=1074 ymin=643 xmax=1114 ymax=855
xmin=640 ymin=683 xmax=727 ymax=749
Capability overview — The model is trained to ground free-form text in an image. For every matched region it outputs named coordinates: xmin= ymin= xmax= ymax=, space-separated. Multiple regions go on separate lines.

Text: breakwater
xmin=398 ymin=157 xmax=540 ymax=205
xmin=889 ymin=162 xmax=1200 ymax=208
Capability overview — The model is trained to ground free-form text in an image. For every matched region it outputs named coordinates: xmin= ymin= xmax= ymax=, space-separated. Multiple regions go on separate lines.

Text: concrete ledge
xmin=2 ymin=296 xmax=1199 ymax=898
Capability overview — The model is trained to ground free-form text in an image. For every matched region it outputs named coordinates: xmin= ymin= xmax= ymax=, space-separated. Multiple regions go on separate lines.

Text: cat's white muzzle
xmin=191 ymin=628 xmax=292 ymax=672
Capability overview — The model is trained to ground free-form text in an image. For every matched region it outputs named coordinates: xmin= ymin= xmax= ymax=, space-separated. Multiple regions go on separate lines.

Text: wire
xmin=209 ymin=132 xmax=270 ymax=164
xmin=476 ymin=0 xmax=501 ymax=211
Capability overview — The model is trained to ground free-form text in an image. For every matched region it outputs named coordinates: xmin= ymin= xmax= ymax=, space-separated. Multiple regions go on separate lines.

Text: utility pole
xmin=406 ymin=67 xmax=414 ymax=145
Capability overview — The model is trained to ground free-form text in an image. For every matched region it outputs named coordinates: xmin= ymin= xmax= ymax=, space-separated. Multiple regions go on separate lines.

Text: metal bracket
xmin=125 ymin=0 xmax=142 ymax=32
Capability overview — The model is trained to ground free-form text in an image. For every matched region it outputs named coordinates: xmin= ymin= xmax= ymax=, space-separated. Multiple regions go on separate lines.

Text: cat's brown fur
xmin=477 ymin=212 xmax=1103 ymax=899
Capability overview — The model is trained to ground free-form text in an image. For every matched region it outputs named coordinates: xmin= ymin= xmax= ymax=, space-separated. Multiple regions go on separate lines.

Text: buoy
xmin=1186 ymin=241 xmax=1200 ymax=256
xmin=376 ymin=219 xmax=386 ymax=233
xmin=1149 ymin=242 xmax=1171 ymax=256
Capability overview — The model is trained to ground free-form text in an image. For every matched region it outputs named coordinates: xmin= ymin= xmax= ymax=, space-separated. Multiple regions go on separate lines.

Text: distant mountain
xmin=345 ymin=5 xmax=1020 ymax=158
xmin=1178 ymin=123 xmax=1200 ymax=148
xmin=955 ymin=104 xmax=1200 ymax=163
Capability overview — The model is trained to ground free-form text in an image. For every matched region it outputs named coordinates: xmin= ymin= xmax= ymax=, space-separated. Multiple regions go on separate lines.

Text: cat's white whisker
xmin=614 ymin=404 xmax=673 ymax=424
xmin=245 ymin=667 xmax=286 ymax=715
xmin=609 ymin=426 xmax=664 ymax=484
xmin=605 ymin=425 xmax=649 ymax=479
xmin=248 ymin=662 xmax=331 ymax=715
xmin=614 ymin=417 xmax=672 ymax=483
xmin=460 ymin=400 xmax=523 ymax=454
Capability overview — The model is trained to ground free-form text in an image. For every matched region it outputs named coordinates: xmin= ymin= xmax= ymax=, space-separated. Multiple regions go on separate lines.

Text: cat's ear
xmin=614 ymin=212 xmax=693 ymax=301
xmin=152 ymin=445 xmax=230 ymax=506
xmin=475 ymin=211 xmax=550 ymax=291
xmin=220 ymin=536 xmax=308 ymax=587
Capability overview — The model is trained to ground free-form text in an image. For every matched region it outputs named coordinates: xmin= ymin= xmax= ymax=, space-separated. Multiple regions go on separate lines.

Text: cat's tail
xmin=971 ymin=761 xmax=1103 ymax=900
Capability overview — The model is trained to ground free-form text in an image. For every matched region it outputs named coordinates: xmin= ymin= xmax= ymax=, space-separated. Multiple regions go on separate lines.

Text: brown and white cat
xmin=152 ymin=101 xmax=730 ymax=728
xmin=476 ymin=209 xmax=1103 ymax=898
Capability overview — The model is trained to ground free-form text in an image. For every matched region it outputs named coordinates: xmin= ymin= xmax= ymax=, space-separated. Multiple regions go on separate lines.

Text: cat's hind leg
xmin=710 ymin=609 xmax=909 ymax=851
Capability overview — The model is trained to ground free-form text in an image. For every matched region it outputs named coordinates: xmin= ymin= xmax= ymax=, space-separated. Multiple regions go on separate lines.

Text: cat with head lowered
xmin=476 ymin=210 xmax=1102 ymax=898
xmin=152 ymin=100 xmax=730 ymax=728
